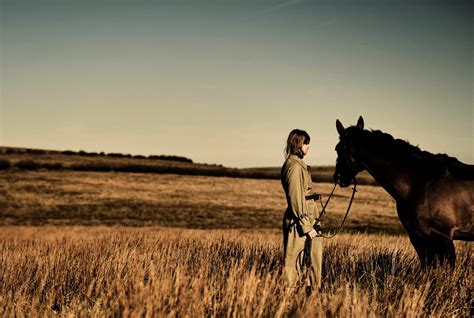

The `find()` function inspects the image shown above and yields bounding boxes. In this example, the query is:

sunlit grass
[0,227,471,316]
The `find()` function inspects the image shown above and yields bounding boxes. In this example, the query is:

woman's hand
[307,229,318,239]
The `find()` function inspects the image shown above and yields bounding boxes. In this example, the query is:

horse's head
[334,116,366,187]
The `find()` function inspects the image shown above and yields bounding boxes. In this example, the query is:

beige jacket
[281,155,318,234]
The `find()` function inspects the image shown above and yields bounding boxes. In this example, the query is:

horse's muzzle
[334,171,352,188]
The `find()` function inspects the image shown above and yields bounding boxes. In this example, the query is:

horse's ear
[356,116,364,130]
[336,119,345,136]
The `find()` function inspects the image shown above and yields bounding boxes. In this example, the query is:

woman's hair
[285,129,310,159]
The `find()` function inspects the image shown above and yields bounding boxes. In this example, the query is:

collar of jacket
[288,154,308,170]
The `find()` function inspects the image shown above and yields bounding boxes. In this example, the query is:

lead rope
[302,235,313,295]
[299,178,358,292]
[317,177,357,239]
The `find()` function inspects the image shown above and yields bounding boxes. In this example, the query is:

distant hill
[0,146,377,184]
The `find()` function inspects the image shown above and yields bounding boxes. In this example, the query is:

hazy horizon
[1,0,472,168]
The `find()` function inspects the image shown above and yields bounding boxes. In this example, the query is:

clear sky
[1,0,472,168]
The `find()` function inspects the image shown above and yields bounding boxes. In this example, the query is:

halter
[322,138,359,238]
[337,140,360,179]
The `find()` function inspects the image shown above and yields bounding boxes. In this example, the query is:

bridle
[335,139,360,184]
[316,138,359,238]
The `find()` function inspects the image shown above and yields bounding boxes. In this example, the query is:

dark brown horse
[334,116,474,267]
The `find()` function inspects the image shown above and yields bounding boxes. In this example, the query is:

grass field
[0,227,472,316]
[1,169,471,316]
[0,170,399,233]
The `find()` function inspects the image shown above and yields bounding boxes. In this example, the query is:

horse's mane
[358,128,474,180]
[364,129,451,161]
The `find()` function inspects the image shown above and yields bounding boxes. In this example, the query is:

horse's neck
[358,146,421,202]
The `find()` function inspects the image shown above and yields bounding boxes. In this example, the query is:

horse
[333,116,474,268]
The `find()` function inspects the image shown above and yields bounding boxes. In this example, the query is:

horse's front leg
[407,230,456,268]
[397,205,431,268]
[406,230,430,269]
[398,205,456,268]
[427,232,456,268]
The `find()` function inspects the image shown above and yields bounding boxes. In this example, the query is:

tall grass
[0,227,471,316]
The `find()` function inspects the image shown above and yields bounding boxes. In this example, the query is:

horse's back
[446,159,474,181]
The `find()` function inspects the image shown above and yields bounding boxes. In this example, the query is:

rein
[316,177,357,238]
[300,177,358,291]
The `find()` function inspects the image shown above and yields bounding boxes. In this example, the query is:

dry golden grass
[1,170,400,232]
[0,226,471,316]
[2,170,470,316]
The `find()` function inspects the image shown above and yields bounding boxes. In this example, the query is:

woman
[281,129,322,292]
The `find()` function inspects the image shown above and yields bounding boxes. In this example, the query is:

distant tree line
[0,147,193,163]
[3,148,47,155]
[0,158,274,179]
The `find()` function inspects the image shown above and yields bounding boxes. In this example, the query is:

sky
[1,0,472,168]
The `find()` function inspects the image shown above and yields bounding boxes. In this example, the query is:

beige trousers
[283,218,323,289]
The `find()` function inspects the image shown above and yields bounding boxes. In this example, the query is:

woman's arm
[286,164,313,234]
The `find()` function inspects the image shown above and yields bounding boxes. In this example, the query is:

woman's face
[302,143,310,156]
